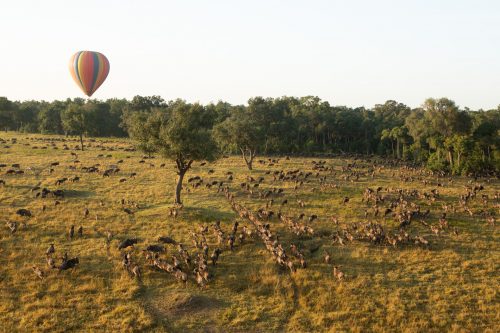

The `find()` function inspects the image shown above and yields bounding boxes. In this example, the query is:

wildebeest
[16,209,32,217]
[59,257,79,270]
[55,178,68,185]
[52,189,64,198]
[158,236,177,245]
[118,238,138,250]
[123,208,134,215]
[46,244,55,256]
[211,248,222,265]
[145,244,165,253]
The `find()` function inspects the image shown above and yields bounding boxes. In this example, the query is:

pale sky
[1,0,499,109]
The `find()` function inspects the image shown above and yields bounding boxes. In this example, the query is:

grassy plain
[0,132,498,332]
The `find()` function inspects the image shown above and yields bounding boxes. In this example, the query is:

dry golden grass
[0,132,498,332]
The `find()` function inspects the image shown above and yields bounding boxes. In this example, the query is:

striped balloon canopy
[69,51,110,97]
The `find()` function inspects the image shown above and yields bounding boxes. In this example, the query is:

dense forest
[0,95,498,175]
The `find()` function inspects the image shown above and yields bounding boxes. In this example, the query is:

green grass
[0,132,498,332]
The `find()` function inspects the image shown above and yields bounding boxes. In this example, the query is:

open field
[0,132,498,333]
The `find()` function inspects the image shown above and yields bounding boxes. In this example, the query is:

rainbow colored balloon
[69,51,110,97]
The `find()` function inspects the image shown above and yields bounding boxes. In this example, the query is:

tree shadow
[62,189,94,198]
[183,206,236,222]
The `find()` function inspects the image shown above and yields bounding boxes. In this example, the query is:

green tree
[390,126,410,159]
[205,101,233,125]
[471,109,500,163]
[61,102,91,150]
[444,135,473,173]
[380,129,394,156]
[122,109,160,157]
[127,101,219,204]
[16,101,41,132]
[422,98,471,139]
[38,101,65,134]
[129,95,166,111]
[214,106,263,170]
[0,97,16,131]
[106,98,129,137]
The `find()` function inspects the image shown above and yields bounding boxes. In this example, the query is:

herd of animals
[0,135,498,290]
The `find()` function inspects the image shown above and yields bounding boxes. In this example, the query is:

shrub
[426,152,449,172]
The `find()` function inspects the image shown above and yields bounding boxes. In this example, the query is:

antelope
[323,250,331,264]
[333,266,344,281]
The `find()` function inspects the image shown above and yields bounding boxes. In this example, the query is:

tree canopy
[1,95,499,176]
[126,101,219,204]
[214,105,265,170]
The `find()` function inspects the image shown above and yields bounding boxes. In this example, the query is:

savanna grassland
[0,132,498,333]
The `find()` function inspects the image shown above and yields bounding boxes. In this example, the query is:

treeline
[0,95,499,175]
[0,97,128,137]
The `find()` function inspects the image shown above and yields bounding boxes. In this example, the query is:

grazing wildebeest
[59,257,79,270]
[119,238,138,250]
[16,209,32,217]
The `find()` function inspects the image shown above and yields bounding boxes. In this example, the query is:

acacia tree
[127,101,218,204]
[213,107,264,170]
[122,110,159,157]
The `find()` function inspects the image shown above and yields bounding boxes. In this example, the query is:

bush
[461,147,496,176]
[407,144,428,163]
[426,152,449,172]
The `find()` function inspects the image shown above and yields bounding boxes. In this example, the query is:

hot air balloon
[69,51,110,97]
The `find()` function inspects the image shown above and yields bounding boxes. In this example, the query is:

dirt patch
[144,290,223,318]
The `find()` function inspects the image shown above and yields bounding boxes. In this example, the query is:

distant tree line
[1,95,498,176]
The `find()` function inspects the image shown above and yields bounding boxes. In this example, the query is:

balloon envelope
[69,51,110,97]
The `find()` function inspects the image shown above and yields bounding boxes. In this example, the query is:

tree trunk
[174,159,193,205]
[241,147,255,170]
[396,138,401,159]
[365,129,369,155]
[249,149,256,169]
[175,168,186,205]
[79,134,84,151]
[245,158,253,170]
